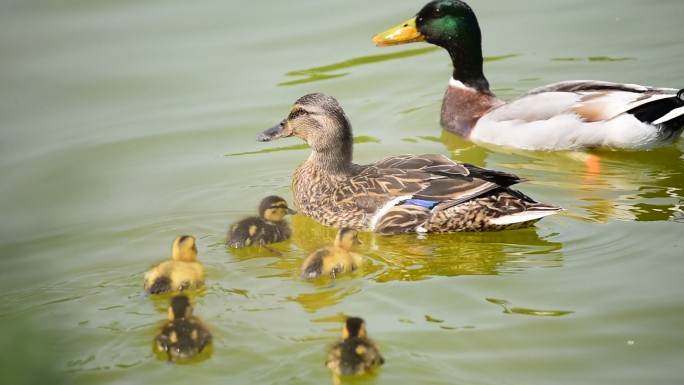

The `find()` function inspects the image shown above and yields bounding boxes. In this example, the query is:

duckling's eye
[431,8,443,17]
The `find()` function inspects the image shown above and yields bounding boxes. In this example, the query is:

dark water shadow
[224,213,560,312]
[289,215,563,285]
[366,228,563,283]
[486,297,574,317]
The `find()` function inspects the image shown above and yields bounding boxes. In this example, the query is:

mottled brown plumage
[256,93,560,234]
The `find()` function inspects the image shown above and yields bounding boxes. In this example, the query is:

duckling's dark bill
[256,120,288,142]
[371,17,425,46]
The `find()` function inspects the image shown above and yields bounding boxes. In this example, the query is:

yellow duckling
[154,295,212,362]
[144,235,204,295]
[326,317,384,377]
[226,195,296,248]
[301,228,362,279]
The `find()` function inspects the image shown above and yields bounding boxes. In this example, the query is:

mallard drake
[301,228,363,279]
[255,93,560,234]
[154,295,212,362]
[371,0,684,150]
[144,235,204,295]
[326,317,384,377]
[226,195,296,248]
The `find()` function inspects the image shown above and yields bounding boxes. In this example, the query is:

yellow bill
[371,17,425,47]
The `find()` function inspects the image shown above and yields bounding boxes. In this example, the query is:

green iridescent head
[372,0,487,89]
[415,0,481,50]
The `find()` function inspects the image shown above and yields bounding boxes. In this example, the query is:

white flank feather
[370,195,412,231]
[473,91,676,150]
[489,210,558,226]
[653,105,684,125]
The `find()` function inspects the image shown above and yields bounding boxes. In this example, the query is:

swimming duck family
[256,93,560,234]
[144,235,204,295]
[372,0,684,150]
[154,295,212,362]
[301,228,363,279]
[326,317,384,377]
[226,195,295,248]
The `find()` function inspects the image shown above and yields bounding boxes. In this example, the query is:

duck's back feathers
[335,153,554,233]
[525,80,671,97]
[469,81,684,150]
[371,153,468,174]
[460,162,527,187]
[526,80,682,123]
[361,154,499,202]
[424,187,560,232]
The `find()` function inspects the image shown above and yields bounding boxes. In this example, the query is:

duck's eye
[432,8,443,17]
[288,109,307,120]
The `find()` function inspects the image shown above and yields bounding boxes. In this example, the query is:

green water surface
[1,0,683,384]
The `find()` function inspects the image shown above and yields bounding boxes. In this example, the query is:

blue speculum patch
[401,198,439,209]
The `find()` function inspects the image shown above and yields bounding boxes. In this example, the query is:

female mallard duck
[256,93,560,235]
[144,235,204,295]
[326,317,384,377]
[226,195,296,248]
[301,228,363,279]
[371,0,684,150]
[154,295,212,362]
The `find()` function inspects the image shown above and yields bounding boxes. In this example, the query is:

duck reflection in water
[153,295,212,363]
[290,214,563,282]
[440,133,684,224]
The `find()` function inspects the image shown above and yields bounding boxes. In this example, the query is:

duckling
[256,93,560,234]
[372,0,684,150]
[154,295,212,362]
[226,195,296,248]
[301,228,362,279]
[144,235,204,295]
[326,317,384,377]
